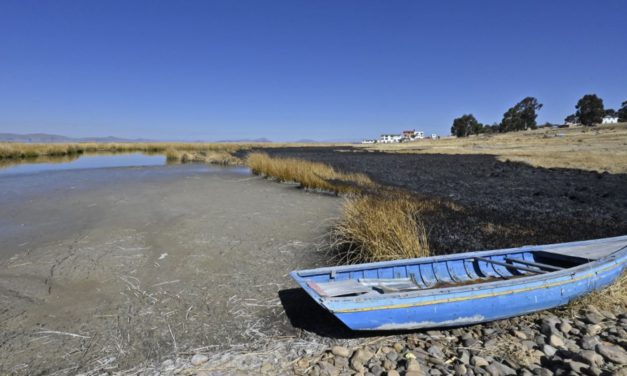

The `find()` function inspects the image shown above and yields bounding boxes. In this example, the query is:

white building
[402,130,425,141]
[379,134,402,143]
[602,115,619,124]
[361,139,376,144]
[431,133,438,140]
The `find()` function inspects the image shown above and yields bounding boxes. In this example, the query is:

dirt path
[0,164,341,375]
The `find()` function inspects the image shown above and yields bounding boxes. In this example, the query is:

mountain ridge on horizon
[0,132,359,144]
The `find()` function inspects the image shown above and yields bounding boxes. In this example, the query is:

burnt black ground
[242,147,627,254]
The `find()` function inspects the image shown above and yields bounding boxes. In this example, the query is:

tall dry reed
[246,152,373,193]
[331,193,430,263]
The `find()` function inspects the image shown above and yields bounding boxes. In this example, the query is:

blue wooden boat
[291,236,627,330]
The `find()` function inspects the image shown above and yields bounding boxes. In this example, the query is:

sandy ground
[0,164,341,375]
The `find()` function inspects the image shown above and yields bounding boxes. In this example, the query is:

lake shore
[0,164,341,375]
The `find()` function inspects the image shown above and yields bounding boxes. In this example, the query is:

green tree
[575,94,604,126]
[604,108,617,117]
[451,114,481,137]
[499,97,543,132]
[618,101,627,122]
[564,114,578,124]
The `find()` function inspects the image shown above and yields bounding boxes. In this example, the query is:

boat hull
[332,258,624,330]
[291,236,627,331]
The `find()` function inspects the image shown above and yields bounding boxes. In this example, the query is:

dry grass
[0,142,248,160]
[331,193,430,263]
[564,272,627,314]
[165,148,242,166]
[246,152,374,193]
[245,152,428,262]
[362,123,627,174]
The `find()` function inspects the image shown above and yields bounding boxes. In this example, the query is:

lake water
[0,153,167,176]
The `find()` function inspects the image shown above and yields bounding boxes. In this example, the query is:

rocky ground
[296,305,627,376]
[131,304,626,376]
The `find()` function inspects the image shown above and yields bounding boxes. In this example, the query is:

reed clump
[331,193,430,263]
[165,148,241,165]
[246,152,373,193]
[0,142,249,161]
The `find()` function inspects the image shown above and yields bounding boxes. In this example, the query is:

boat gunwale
[291,236,627,309]
[294,235,627,278]
[323,254,626,313]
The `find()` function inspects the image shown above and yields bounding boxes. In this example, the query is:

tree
[575,94,604,126]
[618,101,627,122]
[564,114,579,124]
[499,97,543,132]
[451,114,481,137]
[604,108,617,117]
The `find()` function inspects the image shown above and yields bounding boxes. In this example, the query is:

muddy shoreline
[0,164,341,375]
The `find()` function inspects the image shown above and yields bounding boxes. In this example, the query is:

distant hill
[0,133,152,143]
[214,138,273,143]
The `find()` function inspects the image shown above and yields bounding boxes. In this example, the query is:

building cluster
[361,129,437,144]
[566,115,619,127]
[602,115,619,124]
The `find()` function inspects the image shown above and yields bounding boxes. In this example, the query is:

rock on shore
[294,305,626,376]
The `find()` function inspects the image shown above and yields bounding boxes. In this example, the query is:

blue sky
[1,1,625,141]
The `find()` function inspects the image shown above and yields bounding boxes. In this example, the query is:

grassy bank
[0,142,248,161]
[246,152,374,193]
[363,123,627,174]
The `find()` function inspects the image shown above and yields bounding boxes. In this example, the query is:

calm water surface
[0,153,167,176]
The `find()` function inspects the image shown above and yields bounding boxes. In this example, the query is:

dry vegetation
[246,152,374,193]
[0,142,247,160]
[331,193,430,263]
[164,148,242,165]
[361,123,627,174]
[246,152,431,262]
[564,272,627,314]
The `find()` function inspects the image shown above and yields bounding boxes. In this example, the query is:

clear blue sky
[1,1,625,141]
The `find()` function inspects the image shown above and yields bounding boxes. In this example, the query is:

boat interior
[303,250,594,298]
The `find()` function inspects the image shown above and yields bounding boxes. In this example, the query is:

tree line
[451,95,627,137]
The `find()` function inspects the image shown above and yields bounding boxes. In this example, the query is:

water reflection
[0,153,167,176]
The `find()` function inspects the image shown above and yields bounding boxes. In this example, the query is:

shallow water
[0,153,167,176]
[0,160,338,374]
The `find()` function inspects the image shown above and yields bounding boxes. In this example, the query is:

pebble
[471,356,489,367]
[191,354,209,366]
[427,345,444,359]
[587,324,603,336]
[486,361,516,375]
[542,344,557,357]
[580,335,600,350]
[559,322,572,334]
[585,312,605,325]
[596,343,627,364]
[548,334,565,348]
[407,359,421,370]
[386,350,398,362]
[386,371,400,376]
[513,330,528,339]
[393,342,404,352]
[454,363,467,375]
[331,346,351,358]
[578,349,604,366]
